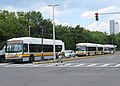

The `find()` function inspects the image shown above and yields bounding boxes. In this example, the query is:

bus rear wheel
[29,54,34,63]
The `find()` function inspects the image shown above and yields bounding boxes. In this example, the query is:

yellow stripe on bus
[18,52,54,57]
[6,52,54,59]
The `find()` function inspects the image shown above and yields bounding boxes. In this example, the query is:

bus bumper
[5,58,23,62]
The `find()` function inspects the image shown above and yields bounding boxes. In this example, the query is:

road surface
[0,52,120,86]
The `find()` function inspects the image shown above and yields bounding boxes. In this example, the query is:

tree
[0,10,120,50]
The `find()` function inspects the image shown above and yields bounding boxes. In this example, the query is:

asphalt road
[0,52,120,86]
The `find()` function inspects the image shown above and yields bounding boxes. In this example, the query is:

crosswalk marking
[87,63,98,67]
[0,63,9,66]
[29,64,40,67]
[43,63,56,67]
[14,64,34,67]
[4,64,20,67]
[114,64,120,67]
[63,63,72,66]
[101,64,110,67]
[1,63,120,68]
[74,64,85,67]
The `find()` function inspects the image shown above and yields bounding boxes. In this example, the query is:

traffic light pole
[95,12,120,21]
[100,12,120,15]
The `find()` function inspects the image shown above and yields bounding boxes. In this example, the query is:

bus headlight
[18,55,22,58]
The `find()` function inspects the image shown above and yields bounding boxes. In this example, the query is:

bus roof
[7,37,64,45]
[103,44,115,48]
[76,43,115,48]
[76,43,97,47]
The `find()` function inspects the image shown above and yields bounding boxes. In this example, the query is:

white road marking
[0,63,9,66]
[1,63,120,68]
[29,64,51,67]
[14,64,33,67]
[87,63,98,67]
[63,63,72,66]
[101,64,110,67]
[114,64,120,67]
[29,64,41,67]
[43,63,56,67]
[4,64,20,67]
[74,64,85,67]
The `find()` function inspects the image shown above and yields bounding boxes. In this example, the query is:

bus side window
[56,45,62,52]
[23,44,28,52]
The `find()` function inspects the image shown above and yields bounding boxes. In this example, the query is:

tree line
[0,10,120,50]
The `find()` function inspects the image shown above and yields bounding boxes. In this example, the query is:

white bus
[76,43,97,56]
[103,44,115,54]
[5,37,65,62]
[76,43,115,56]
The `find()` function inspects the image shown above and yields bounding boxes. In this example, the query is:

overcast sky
[1,0,120,34]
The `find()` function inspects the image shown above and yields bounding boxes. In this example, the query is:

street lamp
[48,4,59,60]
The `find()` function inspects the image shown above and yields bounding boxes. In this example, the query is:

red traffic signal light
[95,13,99,21]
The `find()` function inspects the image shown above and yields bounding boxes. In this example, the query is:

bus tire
[0,55,5,62]
[29,54,34,63]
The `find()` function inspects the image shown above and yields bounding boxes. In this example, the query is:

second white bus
[76,43,115,56]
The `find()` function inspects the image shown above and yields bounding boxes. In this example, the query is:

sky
[0,0,120,34]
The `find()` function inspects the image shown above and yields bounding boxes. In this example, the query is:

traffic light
[38,26,42,34]
[38,26,47,35]
[95,13,99,21]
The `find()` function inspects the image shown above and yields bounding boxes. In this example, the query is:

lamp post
[40,25,44,61]
[48,4,59,60]
[29,26,31,37]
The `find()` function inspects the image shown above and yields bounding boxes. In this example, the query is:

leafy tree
[0,10,120,50]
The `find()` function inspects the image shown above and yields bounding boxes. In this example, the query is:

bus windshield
[7,43,23,53]
[76,46,86,51]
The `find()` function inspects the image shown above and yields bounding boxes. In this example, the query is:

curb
[33,55,98,64]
